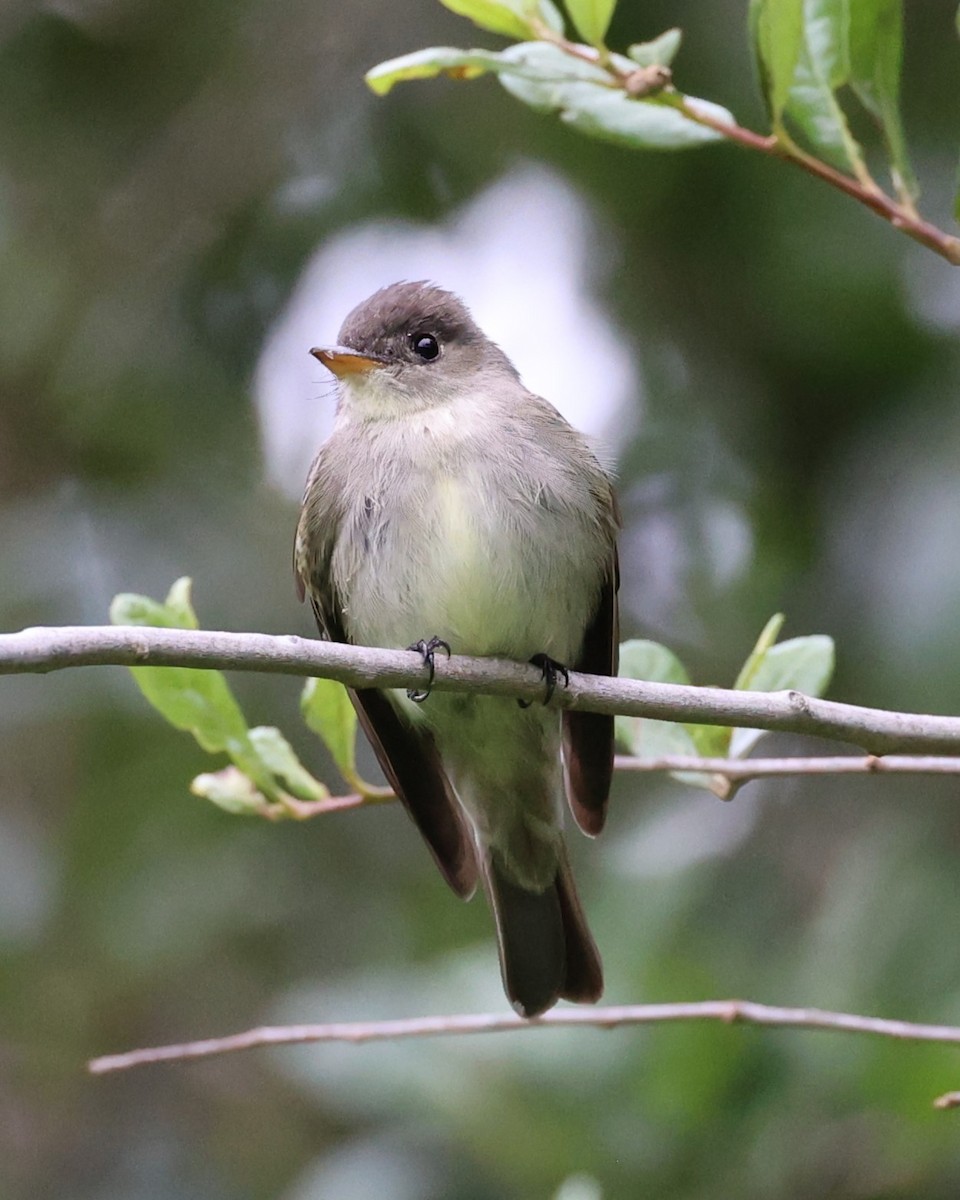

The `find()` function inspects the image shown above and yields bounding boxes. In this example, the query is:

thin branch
[674,98,960,266]
[536,28,960,267]
[268,756,960,822]
[258,792,372,820]
[7,624,960,754]
[87,998,960,1079]
[614,753,960,780]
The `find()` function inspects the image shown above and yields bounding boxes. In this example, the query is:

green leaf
[110,575,200,631]
[616,640,719,793]
[729,634,835,758]
[744,633,835,696]
[496,44,732,149]
[564,0,617,48]
[365,46,513,96]
[501,39,614,81]
[848,0,917,200]
[619,638,691,687]
[191,766,270,816]
[110,579,281,799]
[558,90,731,149]
[163,575,199,629]
[615,638,690,762]
[685,721,732,759]
[749,0,805,122]
[438,0,563,40]
[785,0,868,176]
[733,612,786,691]
[367,39,730,152]
[301,677,358,786]
[249,727,329,803]
[627,27,682,68]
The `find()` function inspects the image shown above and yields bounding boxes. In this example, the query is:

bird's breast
[336,467,597,662]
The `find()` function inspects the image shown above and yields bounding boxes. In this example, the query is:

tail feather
[485,849,603,1018]
[555,854,603,1003]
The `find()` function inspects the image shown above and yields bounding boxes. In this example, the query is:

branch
[87,999,960,1086]
[614,754,960,780]
[536,30,960,267]
[673,99,960,266]
[6,624,960,754]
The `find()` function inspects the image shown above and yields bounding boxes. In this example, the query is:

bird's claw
[518,653,570,708]
[407,636,451,702]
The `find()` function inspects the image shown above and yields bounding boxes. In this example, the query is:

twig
[7,625,960,754]
[269,756,960,822]
[536,28,960,266]
[614,754,960,779]
[87,998,960,1079]
[258,792,372,820]
[672,98,960,266]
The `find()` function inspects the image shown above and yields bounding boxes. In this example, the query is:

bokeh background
[3,1,960,1196]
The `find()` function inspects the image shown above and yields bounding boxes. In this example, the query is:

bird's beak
[310,345,387,377]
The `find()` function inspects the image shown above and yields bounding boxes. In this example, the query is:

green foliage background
[1,1,960,1197]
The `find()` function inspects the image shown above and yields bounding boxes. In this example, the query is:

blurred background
[2,1,960,1196]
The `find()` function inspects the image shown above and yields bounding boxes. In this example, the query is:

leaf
[627,28,682,68]
[847,0,917,200]
[749,0,805,122]
[366,46,514,96]
[733,612,786,691]
[616,640,719,793]
[110,579,281,799]
[249,727,329,803]
[685,721,732,760]
[558,90,732,150]
[367,39,731,152]
[301,677,358,786]
[564,0,617,48]
[615,637,690,762]
[729,634,836,758]
[496,44,732,149]
[438,0,563,40]
[366,37,597,98]
[163,575,199,630]
[191,767,271,816]
[785,0,868,176]
[492,39,612,94]
[745,633,835,696]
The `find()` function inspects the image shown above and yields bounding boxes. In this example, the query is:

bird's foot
[406,636,451,702]
[519,653,570,708]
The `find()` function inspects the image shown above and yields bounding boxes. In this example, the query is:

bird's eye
[412,333,440,361]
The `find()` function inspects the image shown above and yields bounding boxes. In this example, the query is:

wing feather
[295,491,478,898]
[563,547,620,836]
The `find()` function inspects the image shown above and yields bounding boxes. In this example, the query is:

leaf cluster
[365,0,960,255]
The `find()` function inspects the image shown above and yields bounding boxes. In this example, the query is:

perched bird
[295,281,620,1017]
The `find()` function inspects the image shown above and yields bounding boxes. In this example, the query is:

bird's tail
[484,847,603,1018]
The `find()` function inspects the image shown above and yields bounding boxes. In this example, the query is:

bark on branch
[87,999,960,1085]
[4,624,960,754]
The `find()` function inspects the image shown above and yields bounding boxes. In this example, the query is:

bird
[294,280,620,1017]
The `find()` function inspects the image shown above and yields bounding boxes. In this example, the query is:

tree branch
[6,624,960,754]
[614,754,960,780]
[671,99,960,265]
[535,29,960,267]
[87,999,960,1087]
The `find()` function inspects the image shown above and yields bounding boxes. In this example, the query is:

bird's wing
[562,545,620,837]
[294,490,478,899]
[349,687,478,897]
